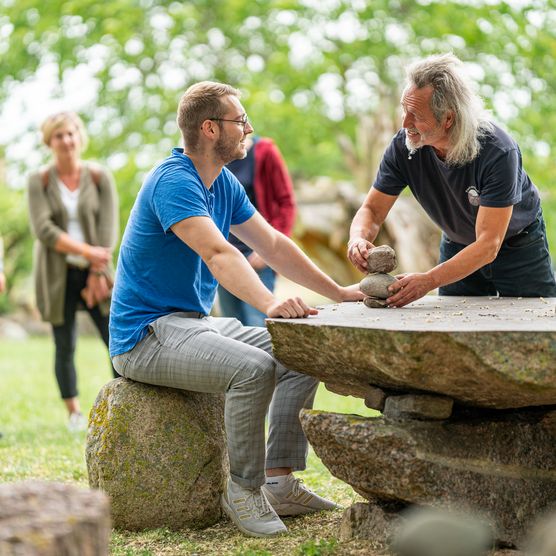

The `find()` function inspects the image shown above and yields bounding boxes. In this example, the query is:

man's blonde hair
[176,81,240,151]
[41,111,89,150]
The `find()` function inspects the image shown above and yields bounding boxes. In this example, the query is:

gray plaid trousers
[112,313,318,488]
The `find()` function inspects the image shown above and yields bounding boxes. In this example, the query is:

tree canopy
[1,0,555,305]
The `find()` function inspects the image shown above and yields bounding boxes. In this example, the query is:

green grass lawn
[0,336,379,555]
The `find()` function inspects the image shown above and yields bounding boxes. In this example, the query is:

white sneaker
[67,412,86,432]
[262,474,341,516]
[221,479,287,537]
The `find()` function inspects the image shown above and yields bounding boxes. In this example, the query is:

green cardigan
[27,163,119,325]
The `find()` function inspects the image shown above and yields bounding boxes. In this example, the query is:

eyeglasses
[209,116,250,130]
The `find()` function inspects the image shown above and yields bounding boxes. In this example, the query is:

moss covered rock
[86,378,227,531]
[267,297,556,409]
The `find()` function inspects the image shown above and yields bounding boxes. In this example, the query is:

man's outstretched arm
[348,188,398,273]
[386,205,513,307]
[232,213,364,304]
[172,216,361,319]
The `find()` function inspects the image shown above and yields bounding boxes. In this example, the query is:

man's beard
[405,137,419,159]
[405,129,425,156]
[215,135,246,165]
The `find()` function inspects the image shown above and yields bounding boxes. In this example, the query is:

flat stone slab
[300,408,556,547]
[267,296,556,409]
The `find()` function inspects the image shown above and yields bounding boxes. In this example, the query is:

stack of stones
[359,245,398,308]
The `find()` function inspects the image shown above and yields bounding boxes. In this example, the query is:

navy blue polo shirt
[374,124,540,245]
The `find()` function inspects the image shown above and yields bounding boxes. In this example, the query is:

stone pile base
[301,407,556,548]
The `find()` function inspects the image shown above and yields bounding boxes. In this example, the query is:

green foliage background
[1,0,555,308]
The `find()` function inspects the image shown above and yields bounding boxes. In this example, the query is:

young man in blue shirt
[348,53,556,305]
[110,81,363,537]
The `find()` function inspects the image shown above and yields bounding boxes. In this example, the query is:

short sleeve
[151,167,211,232]
[372,135,407,196]
[478,148,521,208]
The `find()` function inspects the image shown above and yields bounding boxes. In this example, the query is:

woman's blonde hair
[41,111,89,150]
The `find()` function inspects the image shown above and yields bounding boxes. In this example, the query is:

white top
[57,180,89,268]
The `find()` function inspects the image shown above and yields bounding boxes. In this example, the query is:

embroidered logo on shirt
[466,186,480,206]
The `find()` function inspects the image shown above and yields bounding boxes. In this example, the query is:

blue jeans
[217,267,276,327]
[439,211,556,297]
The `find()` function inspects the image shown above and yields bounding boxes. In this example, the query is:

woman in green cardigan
[28,112,119,431]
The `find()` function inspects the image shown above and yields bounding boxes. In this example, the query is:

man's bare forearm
[207,247,276,314]
[259,234,343,301]
[427,238,499,289]
[349,206,381,244]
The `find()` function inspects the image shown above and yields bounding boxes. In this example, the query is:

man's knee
[230,351,276,392]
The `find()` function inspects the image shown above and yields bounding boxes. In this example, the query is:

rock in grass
[390,506,494,556]
[360,273,398,299]
[339,500,403,545]
[367,245,397,274]
[0,481,110,555]
[86,378,227,531]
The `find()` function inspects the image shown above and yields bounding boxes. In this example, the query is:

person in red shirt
[218,136,296,326]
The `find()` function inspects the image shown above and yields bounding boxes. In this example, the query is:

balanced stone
[367,245,397,274]
[86,378,227,531]
[300,409,556,547]
[364,297,389,309]
[360,273,398,299]
[0,481,110,555]
[325,382,386,411]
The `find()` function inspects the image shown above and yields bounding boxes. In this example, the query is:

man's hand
[247,252,267,271]
[337,283,366,302]
[266,297,318,319]
[347,238,375,273]
[386,272,437,308]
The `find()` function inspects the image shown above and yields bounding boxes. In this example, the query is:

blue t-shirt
[109,148,256,356]
[374,124,540,245]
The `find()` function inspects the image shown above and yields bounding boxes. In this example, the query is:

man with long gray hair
[348,53,556,305]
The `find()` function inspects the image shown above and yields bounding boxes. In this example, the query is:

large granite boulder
[300,409,556,547]
[86,378,227,531]
[0,481,110,555]
[267,296,556,409]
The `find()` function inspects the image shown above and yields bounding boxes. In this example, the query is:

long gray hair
[406,53,493,166]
